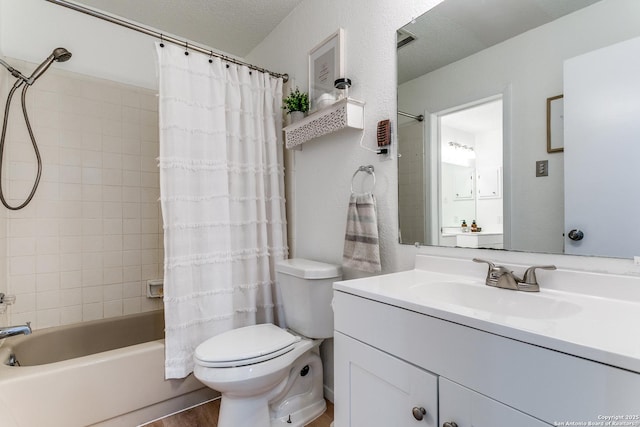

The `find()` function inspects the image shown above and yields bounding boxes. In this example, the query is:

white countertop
[442,231,503,236]
[334,255,640,374]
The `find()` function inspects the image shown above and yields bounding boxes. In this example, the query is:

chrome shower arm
[0,58,29,83]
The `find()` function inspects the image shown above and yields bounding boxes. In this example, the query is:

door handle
[568,229,584,241]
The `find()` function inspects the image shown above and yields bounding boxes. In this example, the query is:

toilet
[193,258,342,427]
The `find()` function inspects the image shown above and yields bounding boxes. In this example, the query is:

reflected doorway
[436,98,504,249]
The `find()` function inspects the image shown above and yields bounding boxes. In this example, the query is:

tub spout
[0,321,31,338]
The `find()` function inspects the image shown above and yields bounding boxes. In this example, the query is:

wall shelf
[284,98,364,149]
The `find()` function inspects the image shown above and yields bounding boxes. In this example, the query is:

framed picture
[547,94,564,153]
[309,28,344,112]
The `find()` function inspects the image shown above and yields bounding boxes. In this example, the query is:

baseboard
[323,384,334,403]
[95,387,219,427]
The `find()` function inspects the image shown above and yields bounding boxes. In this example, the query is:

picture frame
[546,94,564,153]
[309,28,344,112]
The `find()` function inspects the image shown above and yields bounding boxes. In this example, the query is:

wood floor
[143,398,333,427]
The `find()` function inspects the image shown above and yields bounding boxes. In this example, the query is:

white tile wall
[2,59,163,329]
[0,67,7,328]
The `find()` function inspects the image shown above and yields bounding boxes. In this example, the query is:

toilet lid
[194,324,300,368]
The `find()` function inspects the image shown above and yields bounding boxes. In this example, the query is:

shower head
[52,47,72,63]
[26,47,72,85]
[1,48,72,86]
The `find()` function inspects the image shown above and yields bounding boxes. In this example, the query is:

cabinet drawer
[334,291,640,424]
[334,332,438,427]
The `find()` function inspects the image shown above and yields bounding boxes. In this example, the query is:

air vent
[397,28,417,49]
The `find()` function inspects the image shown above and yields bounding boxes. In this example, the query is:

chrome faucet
[0,322,32,339]
[473,259,556,292]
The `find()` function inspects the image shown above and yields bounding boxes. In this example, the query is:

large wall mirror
[397,0,640,259]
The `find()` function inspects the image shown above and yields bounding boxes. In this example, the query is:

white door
[334,332,438,427]
[564,36,640,257]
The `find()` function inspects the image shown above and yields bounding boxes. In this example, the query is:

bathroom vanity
[333,255,640,427]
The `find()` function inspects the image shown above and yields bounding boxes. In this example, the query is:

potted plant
[282,87,309,123]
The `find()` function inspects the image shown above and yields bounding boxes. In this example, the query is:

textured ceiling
[72,0,304,57]
[398,0,602,84]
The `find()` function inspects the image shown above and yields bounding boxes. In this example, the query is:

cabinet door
[453,167,474,200]
[439,377,550,427]
[334,332,438,427]
[476,167,501,199]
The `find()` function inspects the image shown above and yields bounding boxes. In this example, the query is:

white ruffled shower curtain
[156,43,288,379]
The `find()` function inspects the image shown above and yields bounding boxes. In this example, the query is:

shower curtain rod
[44,0,289,82]
[398,111,425,122]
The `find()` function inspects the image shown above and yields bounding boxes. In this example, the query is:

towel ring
[351,165,376,194]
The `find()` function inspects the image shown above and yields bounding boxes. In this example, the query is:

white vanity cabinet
[334,325,544,427]
[333,286,640,427]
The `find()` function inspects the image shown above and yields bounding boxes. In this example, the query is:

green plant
[282,87,309,114]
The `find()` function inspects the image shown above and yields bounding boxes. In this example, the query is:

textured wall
[247,0,444,276]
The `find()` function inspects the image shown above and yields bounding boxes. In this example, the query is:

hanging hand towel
[343,193,382,273]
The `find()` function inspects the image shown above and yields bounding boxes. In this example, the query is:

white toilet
[193,258,341,427]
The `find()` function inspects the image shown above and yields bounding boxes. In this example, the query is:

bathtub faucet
[0,322,32,339]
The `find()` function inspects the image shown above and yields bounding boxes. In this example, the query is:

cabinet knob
[412,406,427,420]
[443,422,458,427]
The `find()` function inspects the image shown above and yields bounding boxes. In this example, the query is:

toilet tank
[276,258,342,339]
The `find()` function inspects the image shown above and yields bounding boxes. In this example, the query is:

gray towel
[342,193,381,273]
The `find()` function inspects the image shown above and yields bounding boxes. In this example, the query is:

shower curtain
[156,44,288,379]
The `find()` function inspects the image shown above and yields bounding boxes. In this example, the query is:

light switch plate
[536,160,549,177]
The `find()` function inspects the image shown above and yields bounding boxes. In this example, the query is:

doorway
[436,98,504,249]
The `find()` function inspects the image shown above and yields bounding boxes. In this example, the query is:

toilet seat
[194,324,301,368]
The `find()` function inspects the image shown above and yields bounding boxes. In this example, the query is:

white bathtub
[0,311,217,427]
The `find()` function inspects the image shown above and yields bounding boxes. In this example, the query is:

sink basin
[407,280,582,319]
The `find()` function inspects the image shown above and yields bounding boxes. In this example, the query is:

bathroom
[1,0,639,426]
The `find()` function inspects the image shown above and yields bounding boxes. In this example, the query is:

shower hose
[0,78,42,210]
